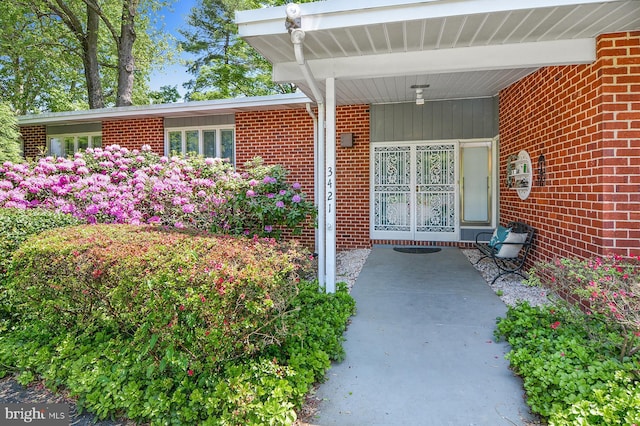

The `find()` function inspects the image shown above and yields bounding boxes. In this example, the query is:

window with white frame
[165,127,235,166]
[48,133,103,157]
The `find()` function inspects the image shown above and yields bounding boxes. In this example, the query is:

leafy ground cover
[0,223,355,425]
[496,254,640,425]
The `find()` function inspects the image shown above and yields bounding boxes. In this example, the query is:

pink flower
[276,201,285,208]
[292,182,301,190]
[550,321,561,329]
[187,369,194,376]
[292,194,301,203]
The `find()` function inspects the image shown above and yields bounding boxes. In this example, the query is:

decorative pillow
[488,225,510,248]
[496,232,528,258]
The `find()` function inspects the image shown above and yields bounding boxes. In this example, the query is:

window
[166,127,235,165]
[48,133,102,157]
[460,141,492,226]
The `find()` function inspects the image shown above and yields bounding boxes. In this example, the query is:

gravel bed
[336,248,370,291]
[461,249,551,307]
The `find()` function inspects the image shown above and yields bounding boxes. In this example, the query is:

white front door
[371,141,459,241]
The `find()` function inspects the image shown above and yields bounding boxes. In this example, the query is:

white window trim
[164,125,235,164]
[47,132,102,157]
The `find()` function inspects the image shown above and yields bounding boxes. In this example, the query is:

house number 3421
[326,166,334,213]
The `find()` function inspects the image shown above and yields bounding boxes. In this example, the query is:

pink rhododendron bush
[0,145,315,238]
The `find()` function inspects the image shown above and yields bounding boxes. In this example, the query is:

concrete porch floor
[311,246,535,426]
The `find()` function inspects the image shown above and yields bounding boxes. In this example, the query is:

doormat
[393,247,442,254]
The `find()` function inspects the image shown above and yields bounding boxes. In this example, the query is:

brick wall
[236,105,371,250]
[336,105,371,249]
[19,125,46,159]
[102,118,164,153]
[499,31,640,264]
[235,108,316,247]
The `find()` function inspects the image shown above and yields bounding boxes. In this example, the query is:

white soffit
[236,0,640,104]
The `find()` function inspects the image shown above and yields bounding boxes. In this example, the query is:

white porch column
[325,77,336,293]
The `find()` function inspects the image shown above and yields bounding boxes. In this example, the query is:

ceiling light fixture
[411,84,429,106]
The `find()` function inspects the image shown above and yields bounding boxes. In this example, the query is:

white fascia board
[18,93,312,126]
[237,0,620,37]
[273,38,596,82]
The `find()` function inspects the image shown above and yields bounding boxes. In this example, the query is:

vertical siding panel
[384,104,395,141]
[424,101,434,140]
[402,103,413,140]
[412,103,422,140]
[371,105,386,142]
[370,97,497,141]
[393,104,404,140]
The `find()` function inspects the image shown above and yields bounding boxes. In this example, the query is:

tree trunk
[84,5,104,109]
[116,0,138,107]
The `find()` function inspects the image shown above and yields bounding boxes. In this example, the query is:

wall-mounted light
[285,3,302,32]
[340,133,354,148]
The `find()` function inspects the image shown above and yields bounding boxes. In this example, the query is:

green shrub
[0,208,81,277]
[0,208,81,321]
[495,302,640,424]
[527,254,640,360]
[9,224,311,368]
[0,279,355,424]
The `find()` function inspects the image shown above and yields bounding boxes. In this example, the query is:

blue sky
[148,0,198,98]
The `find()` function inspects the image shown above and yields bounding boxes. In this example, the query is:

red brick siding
[102,118,164,153]
[235,108,316,247]
[235,105,371,250]
[336,105,371,249]
[499,31,640,265]
[19,125,46,159]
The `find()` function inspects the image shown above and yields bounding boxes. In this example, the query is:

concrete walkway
[312,247,535,426]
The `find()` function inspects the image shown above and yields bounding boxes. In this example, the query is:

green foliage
[148,85,181,104]
[180,0,302,100]
[221,158,316,238]
[0,208,81,277]
[0,103,21,163]
[527,254,640,359]
[0,0,173,111]
[0,224,355,424]
[0,208,81,321]
[10,224,310,365]
[495,302,640,424]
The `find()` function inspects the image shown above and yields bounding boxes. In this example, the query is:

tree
[149,85,181,104]
[0,2,86,114]
[180,0,302,100]
[0,103,23,163]
[0,0,173,112]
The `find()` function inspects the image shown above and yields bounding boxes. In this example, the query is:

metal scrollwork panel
[415,144,457,234]
[373,146,411,232]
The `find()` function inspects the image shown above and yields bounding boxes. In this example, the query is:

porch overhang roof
[17,93,312,126]
[236,0,640,104]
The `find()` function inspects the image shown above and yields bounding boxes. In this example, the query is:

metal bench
[474,221,535,284]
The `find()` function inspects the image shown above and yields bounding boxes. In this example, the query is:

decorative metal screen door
[371,145,412,240]
[371,142,459,241]
[415,143,459,241]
